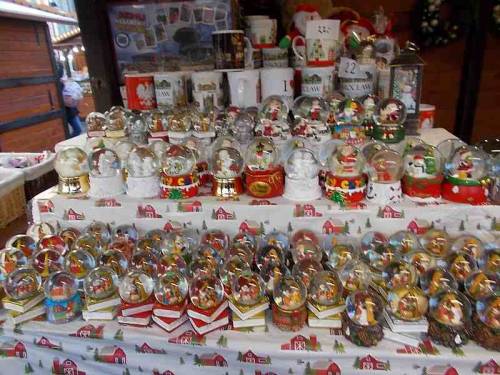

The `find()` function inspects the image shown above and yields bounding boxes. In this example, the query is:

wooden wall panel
[0,118,66,152]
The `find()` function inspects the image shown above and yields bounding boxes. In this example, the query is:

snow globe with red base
[403,144,444,201]
[152,271,189,332]
[212,147,245,198]
[473,295,499,350]
[372,98,406,144]
[118,270,155,325]
[229,270,268,329]
[325,144,366,205]
[442,145,490,205]
[126,146,160,198]
[244,137,284,198]
[272,275,308,331]
[366,149,404,205]
[160,144,199,199]
[283,147,322,201]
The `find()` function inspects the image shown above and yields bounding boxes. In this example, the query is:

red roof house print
[178,201,202,212]
[35,336,62,351]
[407,219,430,235]
[239,350,270,364]
[137,204,162,218]
[239,220,260,235]
[280,335,319,351]
[358,355,389,371]
[425,365,459,375]
[322,219,344,234]
[212,207,235,220]
[478,360,500,374]
[65,208,85,220]
[168,330,206,346]
[152,371,175,375]
[311,360,342,375]
[396,339,438,355]
[0,340,27,358]
[378,205,403,219]
[294,204,322,217]
[52,358,86,375]
[96,345,126,364]
[199,353,228,367]
[69,324,104,339]
[37,200,54,213]
[95,198,122,207]
[163,221,183,232]
[135,342,166,354]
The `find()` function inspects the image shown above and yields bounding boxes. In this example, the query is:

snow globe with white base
[126,146,160,198]
[87,148,125,198]
[283,147,322,201]
[366,148,404,204]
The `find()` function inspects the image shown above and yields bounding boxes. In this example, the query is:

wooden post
[74,0,122,112]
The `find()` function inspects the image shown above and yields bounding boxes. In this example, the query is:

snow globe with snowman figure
[283,147,322,201]
[87,148,125,198]
[126,146,160,198]
[160,144,199,199]
[366,148,404,204]
[54,147,90,197]
[211,147,245,198]
[373,98,406,144]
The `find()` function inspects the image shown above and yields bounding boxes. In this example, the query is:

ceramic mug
[249,18,277,49]
[191,71,223,109]
[153,72,187,108]
[262,47,289,68]
[260,67,294,107]
[301,66,335,98]
[212,30,253,71]
[227,69,261,108]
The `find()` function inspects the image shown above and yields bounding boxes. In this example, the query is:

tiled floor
[0,215,28,247]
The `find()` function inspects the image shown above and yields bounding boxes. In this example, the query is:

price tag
[338,57,366,79]
[306,19,340,40]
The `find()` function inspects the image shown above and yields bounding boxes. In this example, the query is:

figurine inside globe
[131,251,159,276]
[219,255,250,288]
[476,295,499,331]
[212,147,244,179]
[32,248,63,276]
[465,271,497,301]
[448,252,477,282]
[292,259,324,289]
[264,231,290,252]
[154,271,188,306]
[4,267,41,300]
[259,95,289,123]
[329,144,365,177]
[382,261,417,290]
[388,286,428,321]
[256,244,285,270]
[404,144,443,178]
[146,109,168,133]
[334,98,365,125]
[446,146,489,181]
[160,231,195,256]
[367,149,404,183]
[361,140,388,161]
[159,253,187,275]
[106,106,128,131]
[451,235,485,259]
[420,229,450,258]
[84,266,119,300]
[420,267,458,296]
[388,230,421,254]
[98,250,128,277]
[161,145,196,176]
[340,261,371,293]
[88,148,121,177]
[189,274,224,309]
[405,250,435,275]
[55,147,89,178]
[119,270,154,304]
[273,275,307,311]
[285,148,320,180]
[64,248,96,280]
[328,243,358,269]
[292,96,329,124]
[127,147,159,177]
[429,290,471,327]
[44,271,78,300]
[308,270,343,306]
[245,137,279,171]
[86,112,107,132]
[6,234,36,257]
[168,109,193,134]
[291,239,322,263]
[346,291,383,326]
[373,98,407,125]
[231,270,266,306]
[0,248,28,278]
[212,135,241,152]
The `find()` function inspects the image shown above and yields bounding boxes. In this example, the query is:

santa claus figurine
[279,4,321,49]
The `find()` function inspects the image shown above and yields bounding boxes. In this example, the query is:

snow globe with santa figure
[183,137,210,186]
[331,98,366,146]
[126,146,160,198]
[428,290,472,348]
[366,148,404,204]
[373,98,406,144]
[105,106,128,138]
[188,274,226,311]
[211,147,245,198]
[230,270,269,327]
[244,137,284,198]
[154,270,188,310]
[87,148,125,198]
[442,145,490,205]
[307,270,345,327]
[55,147,90,197]
[255,96,291,146]
[343,290,384,346]
[86,111,107,138]
[283,147,322,201]
[272,275,308,331]
[291,96,330,145]
[325,144,367,205]
[473,295,500,350]
[44,271,81,323]
[160,144,199,199]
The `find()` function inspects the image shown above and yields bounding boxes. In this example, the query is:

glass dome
[361,140,388,162]
[273,275,307,311]
[32,248,63,277]
[429,290,471,327]
[88,148,121,177]
[308,270,343,306]
[114,141,136,169]
[106,106,128,131]
[292,96,329,124]
[292,258,324,289]
[83,266,119,300]
[245,137,279,171]
[328,144,365,177]
[219,255,250,287]
[264,231,290,252]
[86,112,107,132]
[4,267,41,301]
[154,271,188,306]
[59,228,80,249]
[189,274,224,309]
[318,139,341,167]
[212,135,241,153]
[388,286,428,321]
[200,229,229,254]
[131,251,159,277]
[420,229,450,258]
[127,111,148,133]
[159,253,187,275]
[160,231,196,257]
[55,147,89,178]
[464,271,497,301]
[328,243,359,270]
[291,239,322,264]
[436,138,467,161]
[149,140,170,160]
[78,231,106,255]
[168,109,193,133]
[127,146,159,177]
[285,148,320,180]
[146,109,168,133]
[231,270,266,306]
[64,248,96,280]
[476,295,499,330]
[280,137,313,164]
[389,230,422,255]
[118,270,154,304]
[256,244,285,270]
[346,290,383,326]
[420,267,458,296]
[259,95,289,123]
[445,145,489,181]
[451,235,485,259]
[212,147,244,179]
[340,260,371,293]
[382,261,418,289]
[161,144,196,176]
[113,224,139,243]
[38,235,68,256]
[404,144,444,178]
[360,94,379,119]
[260,262,290,294]
[447,251,477,283]
[98,249,129,277]
[233,112,255,145]
[188,255,219,279]
[361,231,388,253]
[479,249,499,275]
[366,149,404,183]
[0,248,28,279]
[334,98,365,125]
[373,98,407,125]
[6,234,36,257]
[44,271,78,300]
[405,250,436,275]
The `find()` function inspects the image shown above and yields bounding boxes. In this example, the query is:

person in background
[57,62,83,137]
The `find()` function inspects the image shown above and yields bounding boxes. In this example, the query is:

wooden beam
[74,0,121,112]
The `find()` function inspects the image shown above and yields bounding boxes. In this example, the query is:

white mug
[153,71,187,108]
[260,67,294,107]
[227,69,261,108]
[340,64,375,99]
[262,47,289,68]
[301,66,335,98]
[249,19,277,49]
[191,71,223,109]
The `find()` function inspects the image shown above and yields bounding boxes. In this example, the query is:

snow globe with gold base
[211,147,245,199]
[55,147,90,197]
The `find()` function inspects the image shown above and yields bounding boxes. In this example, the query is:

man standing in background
[57,62,83,137]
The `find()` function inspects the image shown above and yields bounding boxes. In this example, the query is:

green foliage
[169,189,184,200]
[24,363,34,374]
[114,329,124,341]
[194,354,201,366]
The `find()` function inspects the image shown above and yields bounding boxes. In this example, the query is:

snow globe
[159,231,195,257]
[420,267,458,296]
[361,140,388,162]
[82,221,111,250]
[272,275,308,331]
[200,229,229,255]
[442,145,490,205]
[127,111,148,145]
[260,262,290,295]
[149,140,170,162]
[0,248,28,281]
[54,147,90,196]
[192,108,217,145]
[146,109,168,139]
[292,259,324,289]
[382,261,418,290]
[331,98,366,146]
[403,144,444,200]
[105,106,128,138]
[4,266,42,302]
[86,111,107,138]
[230,270,268,326]
[154,271,188,307]
[387,286,428,328]
[189,253,219,279]
[256,244,285,271]
[126,146,160,198]
[372,98,406,144]
[131,250,159,277]
[183,137,210,185]
[464,271,497,302]
[339,261,371,296]
[160,144,199,199]
[428,290,472,347]
[32,248,63,278]
[6,234,36,257]
[405,250,436,275]
[98,249,129,277]
[233,112,255,147]
[325,144,367,205]
[212,147,245,198]
[360,94,379,136]
[38,235,68,256]
[83,266,119,304]
[283,148,322,201]
[366,148,404,204]
[219,255,251,294]
[63,248,96,288]
[119,269,154,305]
[44,271,81,323]
[291,240,322,264]
[114,140,136,176]
[264,230,290,253]
[420,229,451,259]
[232,232,257,252]
[58,228,80,250]
[327,243,359,270]
[451,235,484,260]
[87,148,124,198]
[388,230,422,255]
[167,109,192,144]
[447,251,477,283]
[244,137,284,198]
[159,253,187,275]
[255,96,291,145]
[473,295,499,350]
[291,96,330,145]
[308,270,345,324]
[343,290,384,346]
[188,274,225,310]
